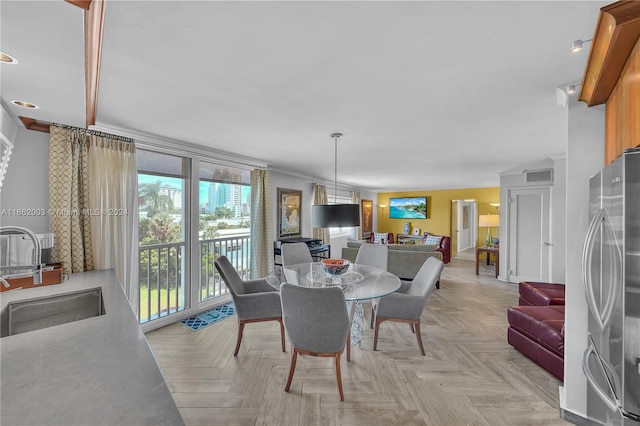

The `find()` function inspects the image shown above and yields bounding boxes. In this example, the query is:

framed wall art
[277,188,302,238]
[361,199,373,239]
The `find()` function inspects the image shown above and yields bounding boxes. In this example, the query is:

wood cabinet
[578,1,640,164]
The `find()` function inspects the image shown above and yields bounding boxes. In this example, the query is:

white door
[507,187,551,283]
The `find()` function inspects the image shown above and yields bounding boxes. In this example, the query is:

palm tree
[139,181,173,218]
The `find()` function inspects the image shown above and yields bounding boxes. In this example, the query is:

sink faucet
[0,226,43,285]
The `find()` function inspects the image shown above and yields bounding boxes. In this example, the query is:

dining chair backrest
[355,243,388,270]
[280,283,350,354]
[408,256,444,298]
[281,242,313,266]
[214,255,245,295]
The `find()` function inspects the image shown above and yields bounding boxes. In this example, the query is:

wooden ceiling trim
[84,0,105,128]
[18,116,51,133]
[579,1,640,106]
[65,0,92,10]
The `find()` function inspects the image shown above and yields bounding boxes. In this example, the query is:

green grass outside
[138,286,221,322]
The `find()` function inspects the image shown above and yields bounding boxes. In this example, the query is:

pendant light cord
[330,132,342,204]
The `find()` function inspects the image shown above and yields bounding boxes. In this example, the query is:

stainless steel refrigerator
[582,148,640,425]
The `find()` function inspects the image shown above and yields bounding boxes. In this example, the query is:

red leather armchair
[422,233,451,264]
[507,281,566,381]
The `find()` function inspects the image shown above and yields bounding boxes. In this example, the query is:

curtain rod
[51,123,135,144]
[90,124,268,169]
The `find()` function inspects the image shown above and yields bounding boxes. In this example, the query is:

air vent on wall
[524,169,553,184]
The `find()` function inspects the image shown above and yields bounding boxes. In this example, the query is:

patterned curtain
[312,184,330,244]
[351,191,361,240]
[250,168,273,278]
[49,126,94,274]
[87,133,139,313]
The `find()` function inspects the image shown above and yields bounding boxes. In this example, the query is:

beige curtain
[351,191,361,240]
[312,184,330,244]
[250,168,273,278]
[49,126,94,274]
[87,134,139,313]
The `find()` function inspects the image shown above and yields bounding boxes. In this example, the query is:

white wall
[1,127,50,233]
[561,98,605,416]
[551,155,566,282]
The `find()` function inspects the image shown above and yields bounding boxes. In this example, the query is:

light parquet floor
[146,250,567,426]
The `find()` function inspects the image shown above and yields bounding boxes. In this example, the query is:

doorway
[451,199,477,258]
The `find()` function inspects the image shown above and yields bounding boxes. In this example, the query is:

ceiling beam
[18,116,51,133]
[65,0,92,10]
[84,0,105,128]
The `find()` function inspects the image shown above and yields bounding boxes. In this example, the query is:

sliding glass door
[137,149,189,324]
[198,161,251,303]
[135,148,256,327]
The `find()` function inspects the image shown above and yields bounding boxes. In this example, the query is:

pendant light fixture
[311,133,360,228]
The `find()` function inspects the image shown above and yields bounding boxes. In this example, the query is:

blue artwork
[389,197,427,219]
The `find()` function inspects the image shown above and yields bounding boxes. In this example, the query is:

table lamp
[478,214,500,247]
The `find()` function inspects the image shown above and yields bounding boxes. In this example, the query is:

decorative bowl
[321,259,351,276]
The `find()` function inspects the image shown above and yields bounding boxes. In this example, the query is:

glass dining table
[267,262,401,360]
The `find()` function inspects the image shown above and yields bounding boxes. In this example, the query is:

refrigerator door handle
[582,342,621,415]
[582,209,605,329]
[599,213,622,331]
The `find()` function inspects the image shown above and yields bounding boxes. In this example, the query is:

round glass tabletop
[267,262,400,301]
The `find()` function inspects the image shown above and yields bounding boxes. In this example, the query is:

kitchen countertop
[0,269,184,426]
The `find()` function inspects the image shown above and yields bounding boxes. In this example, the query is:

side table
[476,246,499,277]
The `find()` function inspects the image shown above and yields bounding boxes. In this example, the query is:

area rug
[180,303,236,331]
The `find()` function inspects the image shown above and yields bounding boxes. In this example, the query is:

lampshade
[312,204,360,227]
[478,214,500,227]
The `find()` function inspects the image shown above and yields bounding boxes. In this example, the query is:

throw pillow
[373,232,388,244]
[424,234,442,246]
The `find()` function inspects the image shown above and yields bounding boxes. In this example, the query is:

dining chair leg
[414,321,426,356]
[335,353,344,401]
[284,348,299,392]
[370,306,375,329]
[278,318,286,352]
[346,331,351,361]
[410,323,415,333]
[373,316,383,351]
[234,321,245,356]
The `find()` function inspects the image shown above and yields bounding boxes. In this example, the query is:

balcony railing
[138,234,251,324]
[138,241,186,324]
[200,234,251,302]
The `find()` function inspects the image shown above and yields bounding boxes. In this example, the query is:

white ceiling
[1,1,607,192]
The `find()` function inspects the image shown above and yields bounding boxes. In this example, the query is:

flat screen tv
[389,197,427,219]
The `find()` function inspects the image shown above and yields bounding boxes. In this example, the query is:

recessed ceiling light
[11,100,39,109]
[0,51,18,64]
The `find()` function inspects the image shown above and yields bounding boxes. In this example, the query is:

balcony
[138,233,251,324]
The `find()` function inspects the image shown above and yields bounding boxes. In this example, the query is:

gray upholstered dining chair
[281,242,313,266]
[214,255,285,356]
[354,243,388,270]
[371,256,444,355]
[280,283,351,401]
[356,243,389,330]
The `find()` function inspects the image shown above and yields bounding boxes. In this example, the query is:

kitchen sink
[1,288,105,337]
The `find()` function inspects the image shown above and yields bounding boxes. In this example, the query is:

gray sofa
[341,241,443,286]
